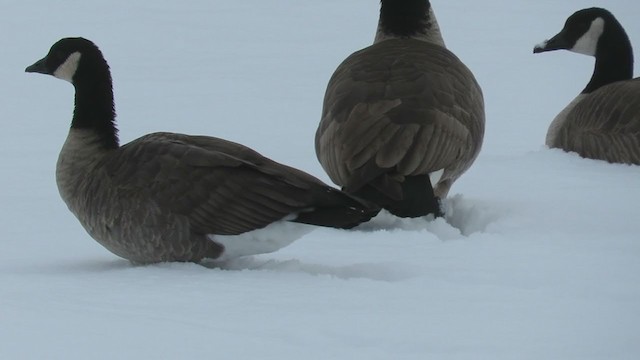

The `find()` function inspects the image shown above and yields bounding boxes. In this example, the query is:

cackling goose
[25,37,379,264]
[315,0,485,218]
[534,7,640,164]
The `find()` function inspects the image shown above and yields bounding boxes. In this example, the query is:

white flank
[210,220,315,261]
[571,17,605,56]
[53,52,82,82]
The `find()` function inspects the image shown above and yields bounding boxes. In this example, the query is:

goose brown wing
[557,79,640,164]
[105,133,332,235]
[316,39,484,191]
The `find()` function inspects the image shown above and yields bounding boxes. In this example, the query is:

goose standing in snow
[25,37,379,264]
[315,0,485,218]
[534,7,640,164]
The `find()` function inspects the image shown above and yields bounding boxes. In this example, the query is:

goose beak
[25,57,49,74]
[533,32,569,54]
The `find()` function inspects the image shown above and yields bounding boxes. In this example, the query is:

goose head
[25,37,117,148]
[533,8,628,57]
[533,8,633,94]
[25,37,109,86]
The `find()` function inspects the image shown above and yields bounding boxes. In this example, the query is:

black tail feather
[293,189,380,229]
[351,174,442,218]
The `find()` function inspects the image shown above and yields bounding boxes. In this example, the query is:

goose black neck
[583,20,634,94]
[379,0,430,37]
[71,54,119,149]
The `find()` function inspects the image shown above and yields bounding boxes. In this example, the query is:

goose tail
[293,189,380,229]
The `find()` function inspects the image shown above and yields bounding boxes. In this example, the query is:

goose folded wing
[106,134,320,235]
[562,80,640,163]
[318,41,482,191]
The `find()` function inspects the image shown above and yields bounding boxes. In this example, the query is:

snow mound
[354,194,506,239]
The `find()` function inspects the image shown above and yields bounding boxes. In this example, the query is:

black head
[533,8,623,56]
[26,37,118,148]
[25,37,106,84]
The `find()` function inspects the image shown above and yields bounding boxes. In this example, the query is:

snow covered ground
[1,1,639,359]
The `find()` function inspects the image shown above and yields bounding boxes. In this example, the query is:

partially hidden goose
[315,0,485,218]
[25,37,379,264]
[534,7,640,165]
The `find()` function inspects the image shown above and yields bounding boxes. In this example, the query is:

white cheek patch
[571,17,605,56]
[53,52,82,83]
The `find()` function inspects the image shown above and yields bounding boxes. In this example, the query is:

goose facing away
[25,37,379,264]
[315,0,485,218]
[534,7,640,165]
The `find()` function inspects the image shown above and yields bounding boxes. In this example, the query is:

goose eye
[568,21,590,38]
[579,22,590,32]
[53,50,66,62]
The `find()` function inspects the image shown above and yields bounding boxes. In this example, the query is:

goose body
[534,7,640,164]
[26,38,378,264]
[315,0,485,218]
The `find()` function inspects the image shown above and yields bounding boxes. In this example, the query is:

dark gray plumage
[26,37,379,264]
[316,0,485,218]
[534,7,640,165]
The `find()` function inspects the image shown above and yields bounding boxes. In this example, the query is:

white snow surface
[2,1,640,359]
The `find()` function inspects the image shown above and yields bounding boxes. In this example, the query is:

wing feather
[316,39,484,191]
[556,79,640,164]
[105,133,338,235]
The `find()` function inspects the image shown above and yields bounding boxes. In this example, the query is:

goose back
[316,38,484,203]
